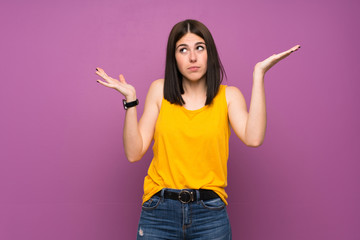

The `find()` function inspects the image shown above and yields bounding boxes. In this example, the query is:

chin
[184,74,206,82]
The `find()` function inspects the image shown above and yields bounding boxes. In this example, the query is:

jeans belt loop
[160,188,166,198]
[195,189,200,202]
[178,190,194,204]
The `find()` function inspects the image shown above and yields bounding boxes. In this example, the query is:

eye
[197,45,205,51]
[179,48,188,53]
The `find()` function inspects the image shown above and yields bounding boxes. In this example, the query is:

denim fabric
[137,189,231,240]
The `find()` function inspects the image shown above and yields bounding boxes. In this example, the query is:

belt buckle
[178,190,194,204]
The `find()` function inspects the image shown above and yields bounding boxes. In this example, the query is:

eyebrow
[176,42,206,50]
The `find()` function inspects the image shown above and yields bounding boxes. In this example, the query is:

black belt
[155,189,219,204]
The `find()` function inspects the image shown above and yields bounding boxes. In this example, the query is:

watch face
[123,99,128,110]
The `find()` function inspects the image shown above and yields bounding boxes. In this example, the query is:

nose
[189,50,197,63]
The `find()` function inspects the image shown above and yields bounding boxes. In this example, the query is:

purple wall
[1,0,359,239]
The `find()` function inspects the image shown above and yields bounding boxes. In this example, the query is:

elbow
[243,131,265,148]
[124,144,144,163]
[125,152,142,163]
[126,156,141,163]
[245,139,264,148]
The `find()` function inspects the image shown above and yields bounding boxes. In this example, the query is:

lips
[188,66,200,72]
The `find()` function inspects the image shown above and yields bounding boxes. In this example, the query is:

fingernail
[96,80,99,83]
[96,68,98,71]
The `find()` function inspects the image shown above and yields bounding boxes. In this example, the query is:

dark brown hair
[164,19,226,106]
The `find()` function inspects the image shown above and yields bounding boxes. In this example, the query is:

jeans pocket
[200,197,225,210]
[142,195,161,211]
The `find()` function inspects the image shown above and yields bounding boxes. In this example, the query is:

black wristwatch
[123,99,139,110]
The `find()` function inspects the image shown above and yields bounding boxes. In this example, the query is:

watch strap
[123,99,139,110]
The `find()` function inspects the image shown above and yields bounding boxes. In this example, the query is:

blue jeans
[137,188,232,239]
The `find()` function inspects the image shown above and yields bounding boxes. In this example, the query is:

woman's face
[175,33,207,83]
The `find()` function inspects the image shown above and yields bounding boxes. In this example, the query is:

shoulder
[146,79,164,109]
[225,85,242,96]
[149,78,164,98]
[225,85,245,107]
[150,78,164,89]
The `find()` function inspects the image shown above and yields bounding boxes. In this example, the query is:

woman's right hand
[95,67,136,101]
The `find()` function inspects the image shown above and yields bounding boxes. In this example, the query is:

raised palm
[255,45,301,75]
[95,67,136,100]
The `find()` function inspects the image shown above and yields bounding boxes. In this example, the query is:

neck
[182,77,207,96]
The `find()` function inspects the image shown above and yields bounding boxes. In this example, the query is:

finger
[97,79,128,96]
[290,45,301,53]
[284,45,301,56]
[95,67,110,78]
[276,49,293,59]
[95,68,106,78]
[96,69,117,85]
[95,67,104,75]
[276,45,301,58]
[119,74,126,84]
[274,46,299,61]
[96,79,112,88]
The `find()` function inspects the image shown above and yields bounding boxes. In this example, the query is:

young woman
[95,19,300,239]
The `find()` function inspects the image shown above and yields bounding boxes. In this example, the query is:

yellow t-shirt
[142,85,231,204]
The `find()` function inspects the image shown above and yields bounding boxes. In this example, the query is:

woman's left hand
[254,45,301,75]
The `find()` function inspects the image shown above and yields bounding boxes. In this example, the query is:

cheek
[175,55,185,70]
[201,51,208,66]
[203,55,208,70]
[204,52,208,63]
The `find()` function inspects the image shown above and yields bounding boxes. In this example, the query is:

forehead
[176,33,205,47]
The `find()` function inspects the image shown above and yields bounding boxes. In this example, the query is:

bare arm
[123,80,162,162]
[95,68,163,162]
[227,45,301,147]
